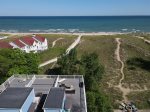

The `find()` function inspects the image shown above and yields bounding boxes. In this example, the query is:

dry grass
[38,34,77,63]
[77,34,150,109]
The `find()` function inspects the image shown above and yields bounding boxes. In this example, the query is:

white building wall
[20,89,35,112]
[0,109,20,112]
[32,36,48,51]
[42,39,48,50]
[44,109,63,112]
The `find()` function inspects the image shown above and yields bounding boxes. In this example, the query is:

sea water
[0,16,150,33]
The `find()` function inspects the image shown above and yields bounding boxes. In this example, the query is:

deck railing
[0,75,14,92]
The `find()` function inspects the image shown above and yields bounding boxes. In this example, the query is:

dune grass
[127,90,150,109]
[77,35,123,106]
[121,36,150,89]
[76,34,150,109]
[38,34,77,63]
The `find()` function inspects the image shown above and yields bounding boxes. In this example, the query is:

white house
[32,35,48,51]
[9,35,48,53]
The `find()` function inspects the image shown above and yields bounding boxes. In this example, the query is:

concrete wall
[20,89,35,112]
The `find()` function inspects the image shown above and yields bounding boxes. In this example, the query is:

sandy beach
[0,32,125,36]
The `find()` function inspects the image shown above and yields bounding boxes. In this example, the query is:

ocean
[0,16,150,33]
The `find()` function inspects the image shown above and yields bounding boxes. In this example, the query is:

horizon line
[0,15,150,17]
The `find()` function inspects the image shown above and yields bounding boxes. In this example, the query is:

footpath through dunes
[135,36,150,44]
[51,38,64,48]
[39,34,82,68]
[73,34,150,109]
[114,38,130,102]
[113,37,150,102]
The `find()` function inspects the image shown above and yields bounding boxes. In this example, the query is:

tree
[84,76,99,92]
[57,49,79,75]
[26,53,39,74]
[0,55,12,77]
[87,91,113,112]
[56,49,113,112]
[86,92,98,112]
[80,52,104,82]
[95,92,113,112]
[80,52,112,112]
[0,49,39,78]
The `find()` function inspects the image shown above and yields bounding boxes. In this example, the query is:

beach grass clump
[127,90,150,109]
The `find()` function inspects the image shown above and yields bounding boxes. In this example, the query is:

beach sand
[0,32,125,36]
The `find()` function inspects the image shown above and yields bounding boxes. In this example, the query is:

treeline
[57,49,113,112]
[0,49,39,83]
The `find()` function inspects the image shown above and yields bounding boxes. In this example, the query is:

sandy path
[114,38,129,101]
[39,35,82,68]
[136,36,150,44]
[115,38,125,85]
[113,38,149,102]
[66,34,82,54]
[51,38,64,48]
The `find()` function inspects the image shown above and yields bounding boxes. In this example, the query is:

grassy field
[121,36,150,89]
[37,34,77,73]
[38,34,77,63]
[0,34,10,36]
[76,34,150,109]
[77,35,123,107]
[127,90,150,109]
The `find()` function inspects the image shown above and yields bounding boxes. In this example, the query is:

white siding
[20,89,35,112]
[0,109,20,112]
[44,109,63,112]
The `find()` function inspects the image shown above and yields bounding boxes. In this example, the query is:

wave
[0,28,143,33]
[29,29,84,33]
[121,29,128,31]
[0,29,19,33]
[120,28,141,33]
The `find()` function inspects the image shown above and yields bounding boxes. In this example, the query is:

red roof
[34,35,45,42]
[0,41,13,48]
[13,39,26,48]
[21,36,35,46]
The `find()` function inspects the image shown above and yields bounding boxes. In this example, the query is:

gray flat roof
[43,87,65,109]
[32,78,56,94]
[0,87,33,108]
[10,78,32,87]
[58,78,85,112]
[0,75,86,112]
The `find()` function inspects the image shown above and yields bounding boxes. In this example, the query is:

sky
[0,0,150,16]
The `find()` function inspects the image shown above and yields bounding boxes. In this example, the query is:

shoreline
[0,32,128,35]
[0,31,149,36]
